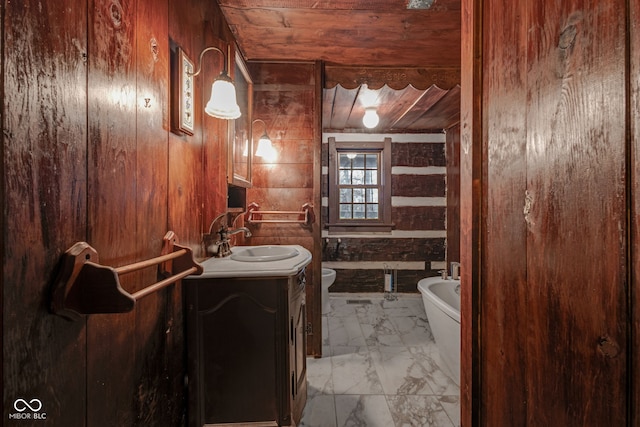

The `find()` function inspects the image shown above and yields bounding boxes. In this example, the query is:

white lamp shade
[255,136,273,158]
[362,107,379,129]
[205,78,241,119]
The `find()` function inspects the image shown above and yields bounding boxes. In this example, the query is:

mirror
[228,47,253,187]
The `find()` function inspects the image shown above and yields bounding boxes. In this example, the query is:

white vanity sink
[230,245,299,262]
[193,245,312,278]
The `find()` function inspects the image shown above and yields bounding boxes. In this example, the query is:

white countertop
[187,245,312,279]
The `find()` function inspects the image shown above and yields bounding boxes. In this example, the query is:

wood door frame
[460,0,483,424]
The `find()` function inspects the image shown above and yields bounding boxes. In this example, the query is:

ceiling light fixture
[188,46,241,120]
[362,107,380,129]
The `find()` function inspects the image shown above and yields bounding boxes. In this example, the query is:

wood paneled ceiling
[217,0,461,132]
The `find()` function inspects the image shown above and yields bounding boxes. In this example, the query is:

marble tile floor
[300,293,460,427]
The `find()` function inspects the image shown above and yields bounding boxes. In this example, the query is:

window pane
[353,204,365,218]
[352,154,365,168]
[353,188,365,203]
[339,170,351,185]
[339,204,352,219]
[365,154,378,169]
[366,188,378,203]
[366,204,379,219]
[365,170,377,185]
[340,188,352,203]
[352,170,364,185]
[339,154,352,169]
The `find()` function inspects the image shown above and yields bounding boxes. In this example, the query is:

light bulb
[362,107,379,129]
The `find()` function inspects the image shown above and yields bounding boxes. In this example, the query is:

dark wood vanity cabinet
[185,269,307,427]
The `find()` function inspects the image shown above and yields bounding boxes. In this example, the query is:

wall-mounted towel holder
[51,231,203,321]
[244,202,315,225]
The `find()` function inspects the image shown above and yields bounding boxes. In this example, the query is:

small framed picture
[172,47,195,135]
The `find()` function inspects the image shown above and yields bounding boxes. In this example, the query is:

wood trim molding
[324,65,460,90]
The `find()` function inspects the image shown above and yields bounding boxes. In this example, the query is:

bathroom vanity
[184,246,311,427]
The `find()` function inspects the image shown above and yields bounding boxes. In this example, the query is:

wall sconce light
[187,46,241,120]
[362,107,380,129]
[252,119,277,162]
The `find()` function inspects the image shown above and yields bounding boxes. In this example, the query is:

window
[327,137,392,233]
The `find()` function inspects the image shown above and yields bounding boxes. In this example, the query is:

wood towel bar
[51,231,203,320]
[244,202,315,225]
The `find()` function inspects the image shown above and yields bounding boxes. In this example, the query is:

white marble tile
[328,316,366,347]
[329,296,360,317]
[353,299,386,319]
[386,395,455,427]
[412,344,460,396]
[370,346,435,395]
[439,394,460,427]
[307,354,334,396]
[322,315,330,347]
[359,313,405,347]
[300,394,337,427]
[330,346,384,395]
[389,314,434,346]
[334,395,395,427]
[301,294,460,427]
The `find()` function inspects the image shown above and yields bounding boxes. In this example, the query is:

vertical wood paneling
[167,2,203,245]
[2,1,88,423]
[481,0,528,425]
[87,0,138,424]
[460,0,483,424]
[525,0,627,424]
[3,0,234,425]
[631,0,640,424]
[133,0,177,424]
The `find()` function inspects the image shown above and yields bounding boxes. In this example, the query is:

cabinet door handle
[290,317,294,342]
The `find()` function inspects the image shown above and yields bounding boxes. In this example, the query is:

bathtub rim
[417,276,460,323]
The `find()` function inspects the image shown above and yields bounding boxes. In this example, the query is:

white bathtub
[417,276,460,384]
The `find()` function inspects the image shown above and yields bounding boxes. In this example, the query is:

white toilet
[321,268,336,315]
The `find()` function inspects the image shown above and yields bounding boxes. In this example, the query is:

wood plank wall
[2,0,233,425]
[461,0,636,425]
[631,1,640,425]
[246,61,323,356]
[321,133,448,293]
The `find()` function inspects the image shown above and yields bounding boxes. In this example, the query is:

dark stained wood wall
[525,0,627,422]
[3,1,89,424]
[479,0,528,424]
[461,0,635,425]
[632,1,640,425]
[2,0,233,425]
[245,61,323,356]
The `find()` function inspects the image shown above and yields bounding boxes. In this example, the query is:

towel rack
[244,202,315,225]
[51,231,203,321]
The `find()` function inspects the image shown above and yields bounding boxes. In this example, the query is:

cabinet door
[188,280,282,426]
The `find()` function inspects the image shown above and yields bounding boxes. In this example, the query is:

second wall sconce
[252,119,277,162]
[190,46,241,120]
